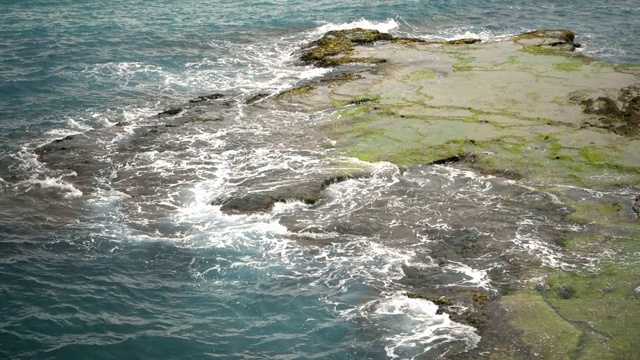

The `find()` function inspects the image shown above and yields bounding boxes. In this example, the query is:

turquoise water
[1,1,639,359]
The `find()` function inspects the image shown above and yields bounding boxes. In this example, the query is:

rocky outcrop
[215,186,324,214]
[514,29,578,52]
[300,28,394,66]
[157,106,183,116]
[189,93,225,103]
[214,174,366,214]
[300,28,483,67]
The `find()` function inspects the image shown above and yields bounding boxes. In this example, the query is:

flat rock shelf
[264,28,640,359]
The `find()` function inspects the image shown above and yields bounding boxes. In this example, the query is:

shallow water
[1,1,639,359]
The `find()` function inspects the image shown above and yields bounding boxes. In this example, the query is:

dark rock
[514,29,577,51]
[447,38,481,45]
[34,130,113,186]
[325,221,384,237]
[115,121,130,127]
[245,93,270,104]
[625,96,640,124]
[157,107,183,116]
[580,89,640,138]
[632,195,640,216]
[556,285,576,299]
[427,154,467,165]
[218,194,278,213]
[189,93,225,103]
[582,97,622,117]
[535,283,550,292]
[215,174,366,214]
[218,187,320,214]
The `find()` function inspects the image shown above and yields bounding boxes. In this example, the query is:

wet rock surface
[214,174,368,214]
[34,100,231,192]
[300,28,393,66]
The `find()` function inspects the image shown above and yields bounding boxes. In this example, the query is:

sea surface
[1,1,639,359]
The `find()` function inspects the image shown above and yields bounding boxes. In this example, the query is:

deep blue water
[1,1,639,359]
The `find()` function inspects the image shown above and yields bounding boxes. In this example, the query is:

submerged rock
[189,93,225,103]
[245,93,270,104]
[194,112,223,122]
[214,174,366,214]
[157,106,183,116]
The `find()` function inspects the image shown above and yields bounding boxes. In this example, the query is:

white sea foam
[23,176,83,198]
[442,261,494,291]
[356,292,480,359]
[314,18,400,36]
[508,229,587,270]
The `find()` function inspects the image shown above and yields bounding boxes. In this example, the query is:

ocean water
[0,1,639,359]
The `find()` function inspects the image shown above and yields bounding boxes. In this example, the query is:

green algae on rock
[300,29,482,67]
[300,28,393,66]
[514,29,578,53]
[271,28,640,358]
[275,84,316,101]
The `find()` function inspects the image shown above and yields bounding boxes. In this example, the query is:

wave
[22,176,83,199]
[356,292,480,359]
[314,18,401,35]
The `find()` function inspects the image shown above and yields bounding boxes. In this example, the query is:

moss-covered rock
[472,292,488,305]
[275,84,316,101]
[501,291,583,359]
[321,72,362,87]
[317,55,386,68]
[514,29,577,52]
[447,38,482,45]
[300,28,393,66]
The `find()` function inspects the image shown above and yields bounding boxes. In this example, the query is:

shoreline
[31,28,640,358]
[265,28,640,358]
